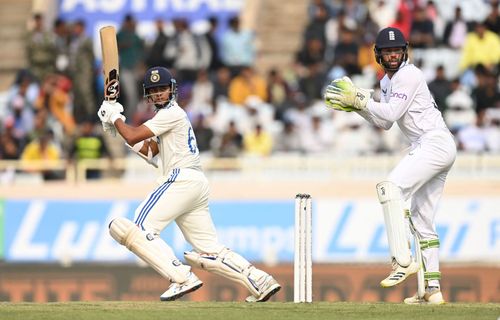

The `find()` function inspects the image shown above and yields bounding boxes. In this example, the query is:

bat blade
[99,26,119,102]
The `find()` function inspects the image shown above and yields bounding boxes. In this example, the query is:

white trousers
[133,168,224,254]
[387,130,456,287]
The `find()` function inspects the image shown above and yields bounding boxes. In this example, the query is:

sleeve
[355,108,394,130]
[366,68,422,123]
[143,108,181,136]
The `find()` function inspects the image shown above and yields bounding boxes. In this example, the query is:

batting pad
[184,249,267,297]
[109,217,190,283]
[376,181,412,267]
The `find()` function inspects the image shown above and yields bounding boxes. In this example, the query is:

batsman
[324,27,456,304]
[98,67,280,302]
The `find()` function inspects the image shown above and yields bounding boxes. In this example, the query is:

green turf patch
[0,302,499,320]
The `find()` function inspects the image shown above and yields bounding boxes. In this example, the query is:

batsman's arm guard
[376,181,412,267]
[184,248,269,298]
[126,139,159,168]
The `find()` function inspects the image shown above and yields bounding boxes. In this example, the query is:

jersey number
[188,127,198,154]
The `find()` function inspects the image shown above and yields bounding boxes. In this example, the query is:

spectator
[53,17,70,75]
[188,69,215,118]
[25,13,57,83]
[273,119,302,153]
[296,38,325,68]
[409,6,436,49]
[68,19,96,124]
[484,108,500,153]
[444,78,476,133]
[303,3,329,49]
[216,120,243,158]
[243,123,273,156]
[5,94,34,147]
[228,66,267,105]
[298,62,327,102]
[308,0,335,20]
[344,0,368,23]
[69,119,111,179]
[192,114,214,154]
[300,115,333,154]
[368,1,395,34]
[35,74,76,139]
[390,0,412,40]
[425,1,445,43]
[20,129,64,180]
[442,6,468,49]
[484,0,500,34]
[428,65,453,113]
[173,18,210,83]
[117,14,144,119]
[456,111,489,153]
[6,70,39,109]
[241,96,276,134]
[325,9,357,64]
[333,27,361,75]
[146,18,175,69]
[472,71,500,115]
[204,16,224,73]
[212,66,231,104]
[459,21,500,71]
[266,68,292,121]
[0,119,23,160]
[221,16,255,76]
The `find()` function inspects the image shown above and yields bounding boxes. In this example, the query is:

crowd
[0,0,499,180]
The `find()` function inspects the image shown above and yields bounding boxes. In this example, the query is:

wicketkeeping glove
[324,76,373,111]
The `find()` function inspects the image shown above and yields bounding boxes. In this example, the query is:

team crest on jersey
[150,70,160,83]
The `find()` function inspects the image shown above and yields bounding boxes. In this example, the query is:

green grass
[1,302,499,320]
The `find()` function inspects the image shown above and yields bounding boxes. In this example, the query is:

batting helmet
[374,27,409,71]
[143,67,177,108]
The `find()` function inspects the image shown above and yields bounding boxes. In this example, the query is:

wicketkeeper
[98,67,281,302]
[324,27,456,304]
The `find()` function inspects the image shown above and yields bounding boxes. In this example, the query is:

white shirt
[363,63,448,144]
[144,101,202,176]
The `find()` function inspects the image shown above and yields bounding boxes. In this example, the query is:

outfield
[1,302,499,320]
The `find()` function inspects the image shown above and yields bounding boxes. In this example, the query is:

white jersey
[365,63,448,144]
[144,101,201,177]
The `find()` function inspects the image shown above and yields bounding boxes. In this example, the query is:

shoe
[404,287,445,305]
[245,275,281,302]
[380,258,419,287]
[160,272,203,301]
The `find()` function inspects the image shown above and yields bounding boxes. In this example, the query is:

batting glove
[324,76,373,111]
[97,100,125,124]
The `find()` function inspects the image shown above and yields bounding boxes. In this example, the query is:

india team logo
[150,70,160,83]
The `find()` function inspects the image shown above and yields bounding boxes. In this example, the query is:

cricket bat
[99,26,120,136]
[99,26,120,102]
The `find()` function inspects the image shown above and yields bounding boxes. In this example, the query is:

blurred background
[0,0,499,303]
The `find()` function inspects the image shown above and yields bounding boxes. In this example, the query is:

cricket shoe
[245,275,281,302]
[404,287,445,305]
[160,272,203,301]
[380,258,419,287]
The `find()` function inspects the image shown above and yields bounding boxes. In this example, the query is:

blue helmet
[374,27,409,71]
[143,67,177,108]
